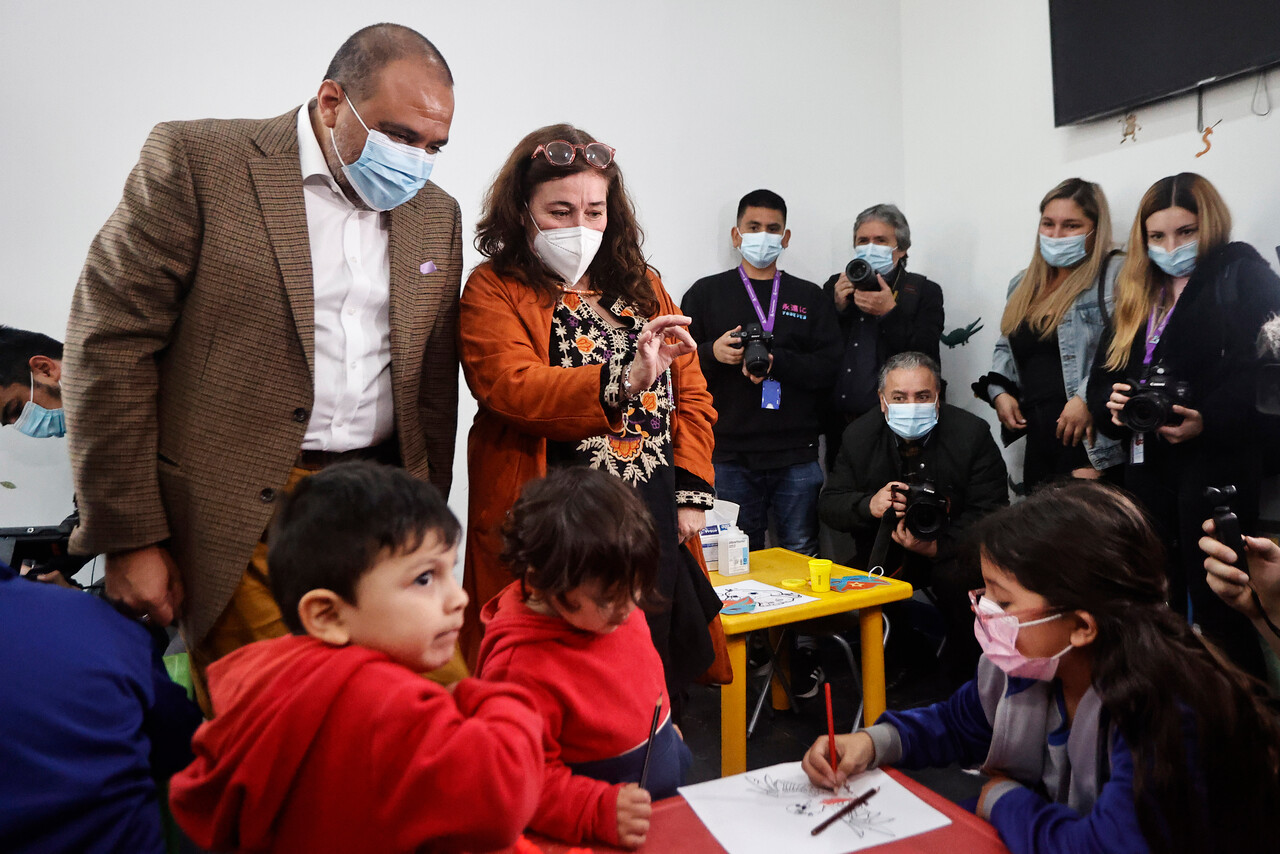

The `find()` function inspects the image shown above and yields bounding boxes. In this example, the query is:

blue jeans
[714,460,824,556]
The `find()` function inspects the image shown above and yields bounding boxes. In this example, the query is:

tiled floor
[680,609,986,806]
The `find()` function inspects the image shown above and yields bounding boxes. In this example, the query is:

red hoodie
[169,635,544,853]
[476,582,676,847]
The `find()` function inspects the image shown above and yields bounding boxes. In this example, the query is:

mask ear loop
[525,204,548,237]
[343,92,371,133]
[326,90,369,171]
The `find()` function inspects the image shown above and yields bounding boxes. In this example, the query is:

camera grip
[1213,511,1250,577]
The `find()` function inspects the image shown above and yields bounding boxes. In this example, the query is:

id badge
[1130,432,1145,465]
[761,378,781,410]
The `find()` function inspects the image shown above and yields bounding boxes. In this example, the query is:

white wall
[0,0,905,529]
[898,0,1280,484]
[12,1,1274,534]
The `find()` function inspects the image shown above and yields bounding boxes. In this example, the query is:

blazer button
[260,488,276,503]
[293,407,309,423]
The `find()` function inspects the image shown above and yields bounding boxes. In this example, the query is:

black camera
[1119,361,1192,432]
[893,480,950,541]
[731,322,774,378]
[1205,485,1249,576]
[844,257,881,291]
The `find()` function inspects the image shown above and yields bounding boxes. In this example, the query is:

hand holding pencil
[802,731,876,789]
[615,784,652,849]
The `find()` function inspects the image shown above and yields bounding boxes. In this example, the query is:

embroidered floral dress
[547,291,718,687]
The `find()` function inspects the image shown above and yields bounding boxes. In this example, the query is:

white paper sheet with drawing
[679,763,951,854]
[715,579,819,616]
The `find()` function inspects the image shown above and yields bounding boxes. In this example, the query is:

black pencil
[638,693,663,790]
[810,786,879,836]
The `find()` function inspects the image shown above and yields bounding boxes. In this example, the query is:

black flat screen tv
[1049,0,1280,126]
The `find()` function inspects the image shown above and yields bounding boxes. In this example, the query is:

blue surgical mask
[12,374,65,439]
[855,243,897,275]
[331,95,435,211]
[1148,239,1198,278]
[738,231,784,269]
[883,399,938,440]
[1038,231,1091,268]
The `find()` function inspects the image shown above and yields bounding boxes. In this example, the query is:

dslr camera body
[1119,361,1192,432]
[892,479,950,541]
[731,322,774,378]
[844,257,882,292]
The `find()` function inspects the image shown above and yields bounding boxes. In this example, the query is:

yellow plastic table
[710,547,914,776]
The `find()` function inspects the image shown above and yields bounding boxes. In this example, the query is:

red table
[510,768,1010,854]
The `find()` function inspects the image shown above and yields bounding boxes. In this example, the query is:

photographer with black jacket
[821,205,944,465]
[1087,173,1280,676]
[820,352,1007,684]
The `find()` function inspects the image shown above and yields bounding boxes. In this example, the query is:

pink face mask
[970,591,1073,681]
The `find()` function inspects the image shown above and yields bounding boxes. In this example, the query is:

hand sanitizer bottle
[717,525,750,576]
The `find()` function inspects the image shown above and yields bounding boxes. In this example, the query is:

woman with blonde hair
[457,124,725,706]
[974,178,1123,488]
[1087,172,1280,674]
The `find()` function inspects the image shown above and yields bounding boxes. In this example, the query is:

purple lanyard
[1143,300,1175,365]
[737,265,781,333]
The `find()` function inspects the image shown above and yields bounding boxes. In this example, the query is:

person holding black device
[820,351,1007,685]
[822,204,944,466]
[683,189,841,557]
[1087,172,1280,675]
[974,179,1124,489]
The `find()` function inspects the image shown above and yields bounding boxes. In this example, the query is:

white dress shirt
[296,104,395,452]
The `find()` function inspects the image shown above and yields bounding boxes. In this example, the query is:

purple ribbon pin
[419,261,437,275]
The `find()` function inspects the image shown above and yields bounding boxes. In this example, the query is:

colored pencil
[638,693,663,790]
[810,786,880,836]
[824,682,837,777]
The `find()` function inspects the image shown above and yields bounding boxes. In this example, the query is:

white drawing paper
[716,579,819,616]
[679,763,951,854]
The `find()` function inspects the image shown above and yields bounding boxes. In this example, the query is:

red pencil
[824,682,837,775]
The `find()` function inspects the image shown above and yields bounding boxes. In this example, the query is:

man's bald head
[324,23,452,101]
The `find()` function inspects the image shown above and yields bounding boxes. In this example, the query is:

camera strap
[737,265,781,333]
[866,512,898,577]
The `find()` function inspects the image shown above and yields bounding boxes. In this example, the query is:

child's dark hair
[267,461,461,633]
[975,479,1280,853]
[500,467,659,610]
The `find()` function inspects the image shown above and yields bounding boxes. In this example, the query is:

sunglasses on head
[530,139,616,170]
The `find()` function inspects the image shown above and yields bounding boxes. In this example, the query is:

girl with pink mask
[802,480,1280,854]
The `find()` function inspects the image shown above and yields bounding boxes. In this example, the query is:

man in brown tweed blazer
[62,24,463,705]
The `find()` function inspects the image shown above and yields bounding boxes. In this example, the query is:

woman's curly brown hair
[474,123,658,316]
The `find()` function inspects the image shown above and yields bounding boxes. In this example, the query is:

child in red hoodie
[169,462,545,854]
[476,468,693,850]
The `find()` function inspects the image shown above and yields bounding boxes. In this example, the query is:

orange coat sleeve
[459,264,622,441]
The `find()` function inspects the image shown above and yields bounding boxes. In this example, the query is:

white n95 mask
[530,221,604,286]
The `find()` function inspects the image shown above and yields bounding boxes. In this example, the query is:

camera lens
[845,258,878,290]
[743,342,771,377]
[904,500,947,540]
[1121,393,1167,433]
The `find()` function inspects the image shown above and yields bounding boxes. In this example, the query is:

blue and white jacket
[986,257,1125,471]
[862,656,1152,854]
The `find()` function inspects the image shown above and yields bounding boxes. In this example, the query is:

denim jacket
[988,257,1124,471]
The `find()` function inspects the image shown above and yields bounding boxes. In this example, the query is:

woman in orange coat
[459,124,723,701]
